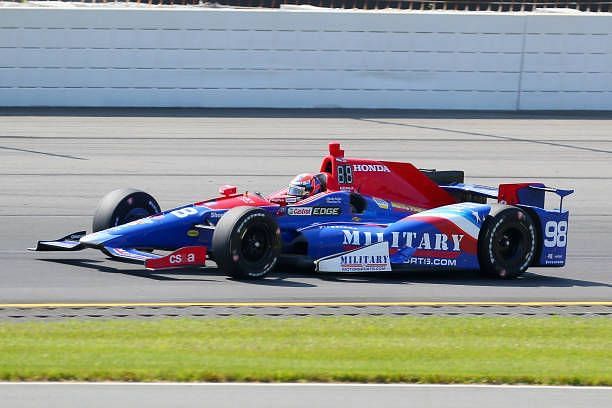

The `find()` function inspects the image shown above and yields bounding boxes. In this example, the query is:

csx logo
[169,253,196,264]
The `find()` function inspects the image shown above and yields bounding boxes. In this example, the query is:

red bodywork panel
[201,142,457,212]
[498,182,546,207]
[320,142,457,210]
[145,246,207,270]
[199,193,277,210]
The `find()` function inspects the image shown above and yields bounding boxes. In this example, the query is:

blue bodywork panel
[298,203,492,270]
[522,206,570,267]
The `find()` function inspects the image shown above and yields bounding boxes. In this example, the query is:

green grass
[0,317,610,385]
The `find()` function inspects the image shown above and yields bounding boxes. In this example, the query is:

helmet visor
[288,185,307,197]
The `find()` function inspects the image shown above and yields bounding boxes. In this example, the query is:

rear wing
[442,182,574,211]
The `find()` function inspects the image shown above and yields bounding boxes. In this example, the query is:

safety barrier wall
[1,7,611,109]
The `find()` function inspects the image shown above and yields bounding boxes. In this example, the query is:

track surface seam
[1,303,610,320]
[2,301,612,308]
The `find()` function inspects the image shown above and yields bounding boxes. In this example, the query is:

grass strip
[0,316,610,385]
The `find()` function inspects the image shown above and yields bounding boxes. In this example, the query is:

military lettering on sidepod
[342,230,464,251]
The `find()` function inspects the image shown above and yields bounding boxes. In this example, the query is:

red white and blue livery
[31,143,573,279]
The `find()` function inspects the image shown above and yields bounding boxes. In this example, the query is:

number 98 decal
[337,165,353,184]
[544,220,567,248]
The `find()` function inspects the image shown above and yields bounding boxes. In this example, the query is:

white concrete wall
[520,15,612,110]
[0,7,611,109]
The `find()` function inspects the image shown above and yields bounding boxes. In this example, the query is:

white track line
[0,382,609,389]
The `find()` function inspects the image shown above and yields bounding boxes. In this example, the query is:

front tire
[212,206,281,279]
[478,205,537,279]
[92,188,161,232]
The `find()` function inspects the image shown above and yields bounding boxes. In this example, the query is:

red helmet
[287,173,324,203]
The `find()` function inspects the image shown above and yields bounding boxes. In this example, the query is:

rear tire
[92,188,161,232]
[212,206,281,279]
[478,205,537,279]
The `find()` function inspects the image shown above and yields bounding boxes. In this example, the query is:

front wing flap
[29,231,87,251]
[103,246,207,270]
[102,247,162,263]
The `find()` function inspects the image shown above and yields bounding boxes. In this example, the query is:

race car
[31,142,573,279]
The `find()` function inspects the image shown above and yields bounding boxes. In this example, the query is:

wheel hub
[496,228,523,262]
[241,226,269,263]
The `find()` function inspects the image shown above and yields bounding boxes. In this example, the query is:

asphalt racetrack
[0,109,611,305]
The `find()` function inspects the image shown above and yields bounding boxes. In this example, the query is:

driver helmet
[287,173,324,203]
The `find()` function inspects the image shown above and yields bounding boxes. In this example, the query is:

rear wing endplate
[527,186,574,212]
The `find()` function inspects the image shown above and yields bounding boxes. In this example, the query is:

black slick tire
[92,188,161,232]
[212,206,281,279]
[478,204,537,279]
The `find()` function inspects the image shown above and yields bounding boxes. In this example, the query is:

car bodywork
[32,142,573,275]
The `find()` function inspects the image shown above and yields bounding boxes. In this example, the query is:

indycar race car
[31,142,573,279]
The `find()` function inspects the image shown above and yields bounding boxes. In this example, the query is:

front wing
[30,233,207,271]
